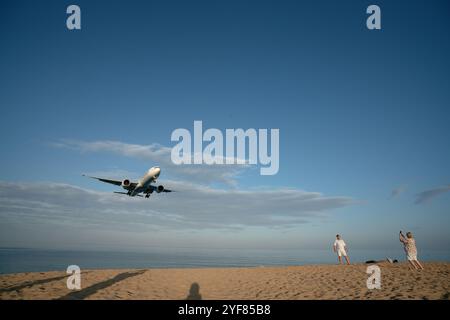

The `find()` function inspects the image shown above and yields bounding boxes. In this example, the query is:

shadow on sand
[0,274,72,293]
[186,282,202,300]
[58,270,146,300]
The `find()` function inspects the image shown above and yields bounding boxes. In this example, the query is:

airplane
[83,166,172,198]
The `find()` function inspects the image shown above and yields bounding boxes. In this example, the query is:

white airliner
[83,166,172,198]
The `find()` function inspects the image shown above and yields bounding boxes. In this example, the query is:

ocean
[0,247,449,274]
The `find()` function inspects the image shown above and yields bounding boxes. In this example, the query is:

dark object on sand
[365,258,398,264]
[365,260,378,264]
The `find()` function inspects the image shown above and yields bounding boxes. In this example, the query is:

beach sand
[1,262,449,300]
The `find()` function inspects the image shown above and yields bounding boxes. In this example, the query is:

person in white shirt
[333,234,350,265]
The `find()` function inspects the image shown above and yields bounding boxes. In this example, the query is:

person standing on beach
[333,234,350,265]
[399,231,424,270]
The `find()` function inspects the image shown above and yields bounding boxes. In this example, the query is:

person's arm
[399,231,407,244]
[333,241,337,252]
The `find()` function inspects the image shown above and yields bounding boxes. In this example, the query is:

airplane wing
[82,174,137,189]
[114,191,143,197]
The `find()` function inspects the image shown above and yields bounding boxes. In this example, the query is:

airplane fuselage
[129,166,161,196]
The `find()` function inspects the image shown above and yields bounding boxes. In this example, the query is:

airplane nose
[151,166,161,176]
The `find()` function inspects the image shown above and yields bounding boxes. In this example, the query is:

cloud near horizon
[0,139,352,243]
[0,181,354,231]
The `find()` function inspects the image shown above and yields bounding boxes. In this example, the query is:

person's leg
[338,255,342,264]
[344,255,350,265]
[408,260,418,270]
[414,260,424,270]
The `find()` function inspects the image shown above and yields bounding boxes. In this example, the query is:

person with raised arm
[399,231,424,270]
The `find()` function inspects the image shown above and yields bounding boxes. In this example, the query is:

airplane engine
[121,179,131,188]
[156,185,164,193]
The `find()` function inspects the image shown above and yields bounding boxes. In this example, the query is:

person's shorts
[407,253,417,261]
[337,249,347,257]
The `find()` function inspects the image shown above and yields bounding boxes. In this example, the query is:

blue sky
[0,0,449,253]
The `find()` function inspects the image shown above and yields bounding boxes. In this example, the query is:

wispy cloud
[415,185,450,204]
[0,181,354,231]
[52,139,247,187]
[390,185,407,199]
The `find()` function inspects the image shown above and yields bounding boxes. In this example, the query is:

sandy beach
[1,262,449,300]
